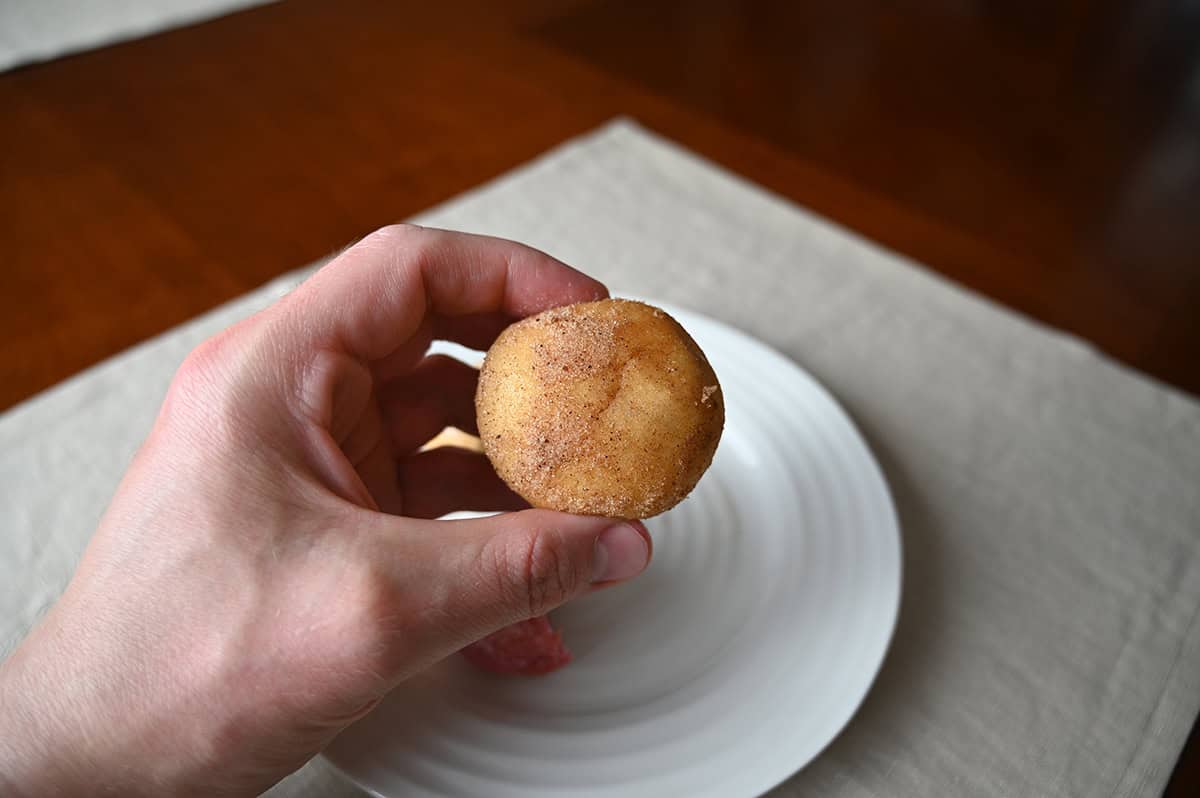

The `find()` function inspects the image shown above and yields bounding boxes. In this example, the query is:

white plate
[324,302,901,798]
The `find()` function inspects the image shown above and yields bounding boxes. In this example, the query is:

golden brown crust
[476,299,723,519]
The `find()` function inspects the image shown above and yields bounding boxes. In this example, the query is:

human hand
[0,225,653,797]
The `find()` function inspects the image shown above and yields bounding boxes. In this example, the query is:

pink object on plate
[461,616,572,676]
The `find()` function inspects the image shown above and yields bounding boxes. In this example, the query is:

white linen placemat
[2,119,1198,797]
[0,0,275,73]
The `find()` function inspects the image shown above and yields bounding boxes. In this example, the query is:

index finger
[277,225,608,362]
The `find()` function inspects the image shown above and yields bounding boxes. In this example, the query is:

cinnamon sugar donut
[476,299,723,519]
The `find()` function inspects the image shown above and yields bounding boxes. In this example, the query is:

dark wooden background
[1,0,1196,792]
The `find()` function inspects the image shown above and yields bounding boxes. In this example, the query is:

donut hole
[476,299,723,519]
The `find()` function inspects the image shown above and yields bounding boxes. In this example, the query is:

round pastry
[476,298,723,519]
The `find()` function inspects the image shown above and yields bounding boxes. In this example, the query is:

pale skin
[0,226,652,797]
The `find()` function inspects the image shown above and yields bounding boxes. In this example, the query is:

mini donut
[475,298,723,519]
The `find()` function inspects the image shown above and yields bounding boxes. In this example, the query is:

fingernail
[592,522,650,583]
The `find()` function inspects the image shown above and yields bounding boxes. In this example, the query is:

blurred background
[3,0,1199,411]
[1,0,1198,787]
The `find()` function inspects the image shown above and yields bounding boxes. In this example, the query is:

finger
[433,312,514,351]
[276,225,608,362]
[369,313,509,381]
[371,314,513,382]
[437,511,651,626]
[379,355,479,453]
[395,448,527,519]
[355,435,400,513]
[367,510,652,653]
[370,314,434,382]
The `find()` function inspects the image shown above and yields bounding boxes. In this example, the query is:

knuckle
[353,224,437,288]
[167,332,235,412]
[504,526,579,617]
[162,319,279,443]
[180,333,228,383]
[359,223,422,252]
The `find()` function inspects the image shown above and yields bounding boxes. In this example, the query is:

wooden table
[1,0,1196,792]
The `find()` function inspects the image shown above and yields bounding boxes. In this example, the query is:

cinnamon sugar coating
[476,299,723,519]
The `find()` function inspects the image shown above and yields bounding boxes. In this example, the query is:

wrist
[0,624,168,798]
[1,628,225,798]
[0,641,82,797]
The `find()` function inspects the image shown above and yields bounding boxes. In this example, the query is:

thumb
[417,509,651,639]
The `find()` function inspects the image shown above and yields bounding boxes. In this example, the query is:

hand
[0,225,653,797]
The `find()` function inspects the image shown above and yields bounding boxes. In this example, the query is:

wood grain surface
[0,0,1196,793]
